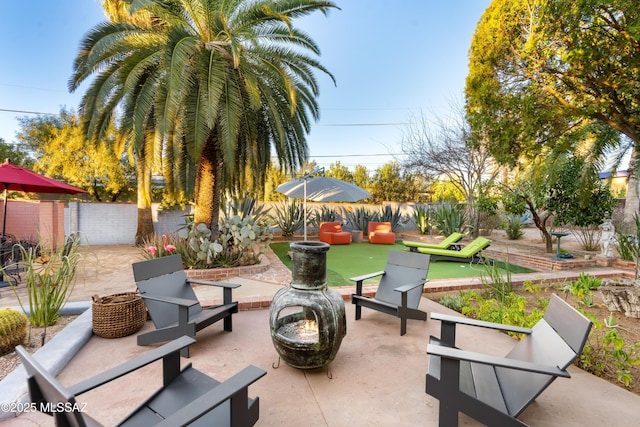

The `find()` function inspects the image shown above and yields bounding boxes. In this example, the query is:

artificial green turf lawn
[270,242,534,286]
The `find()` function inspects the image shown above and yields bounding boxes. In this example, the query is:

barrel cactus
[0,308,28,355]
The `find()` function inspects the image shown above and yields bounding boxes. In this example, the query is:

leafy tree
[503,153,614,252]
[263,163,288,202]
[429,179,465,203]
[548,156,614,228]
[71,0,338,240]
[466,0,640,219]
[0,137,31,167]
[17,111,135,202]
[368,161,420,204]
[353,164,371,191]
[325,161,354,182]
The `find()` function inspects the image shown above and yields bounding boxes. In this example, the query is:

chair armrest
[140,294,199,308]
[187,279,241,289]
[349,271,385,283]
[69,336,195,395]
[394,280,428,293]
[426,344,570,378]
[156,365,267,427]
[430,312,532,335]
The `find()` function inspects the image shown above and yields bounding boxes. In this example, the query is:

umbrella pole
[2,188,6,237]
[303,179,307,241]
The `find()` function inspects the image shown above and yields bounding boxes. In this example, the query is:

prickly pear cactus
[0,308,28,356]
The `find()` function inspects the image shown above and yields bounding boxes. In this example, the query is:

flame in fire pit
[277,319,319,344]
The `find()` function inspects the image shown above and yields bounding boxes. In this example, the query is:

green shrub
[438,293,465,312]
[577,313,640,388]
[572,225,601,252]
[0,308,28,356]
[561,273,601,298]
[502,214,524,240]
[479,256,512,303]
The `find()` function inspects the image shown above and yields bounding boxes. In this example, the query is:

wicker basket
[92,292,146,339]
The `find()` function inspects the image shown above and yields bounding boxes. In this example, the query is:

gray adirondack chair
[426,294,593,427]
[132,255,240,357]
[350,250,430,335]
[16,336,266,426]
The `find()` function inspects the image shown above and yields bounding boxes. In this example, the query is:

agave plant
[413,205,430,235]
[431,202,472,236]
[379,205,408,232]
[347,207,379,231]
[271,200,304,237]
[310,205,342,232]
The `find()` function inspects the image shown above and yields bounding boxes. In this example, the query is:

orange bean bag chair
[368,221,395,244]
[319,222,351,245]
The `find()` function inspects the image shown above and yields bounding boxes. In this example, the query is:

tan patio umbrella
[275,171,370,240]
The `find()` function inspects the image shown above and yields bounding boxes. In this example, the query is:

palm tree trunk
[194,133,221,241]
[135,158,154,244]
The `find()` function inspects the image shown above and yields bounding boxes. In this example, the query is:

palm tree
[71,0,337,239]
[70,0,166,243]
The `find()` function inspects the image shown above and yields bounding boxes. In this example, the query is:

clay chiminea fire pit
[269,241,346,369]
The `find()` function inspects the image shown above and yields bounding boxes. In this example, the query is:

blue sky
[0,0,491,172]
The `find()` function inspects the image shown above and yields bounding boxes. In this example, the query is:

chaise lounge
[402,232,464,252]
[415,237,490,263]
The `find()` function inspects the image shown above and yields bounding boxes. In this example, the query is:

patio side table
[351,230,364,243]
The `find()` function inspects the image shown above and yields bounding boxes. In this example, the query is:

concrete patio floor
[2,241,640,426]
[5,299,640,426]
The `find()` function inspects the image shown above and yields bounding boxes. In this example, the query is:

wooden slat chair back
[18,347,91,427]
[132,255,239,357]
[136,271,204,330]
[496,295,592,416]
[426,294,593,426]
[351,250,430,335]
[375,251,428,309]
[16,336,266,426]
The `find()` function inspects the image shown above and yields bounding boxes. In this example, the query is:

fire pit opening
[274,306,319,344]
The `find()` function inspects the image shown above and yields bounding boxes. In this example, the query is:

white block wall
[65,202,190,245]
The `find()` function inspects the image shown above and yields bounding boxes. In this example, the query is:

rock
[600,279,640,318]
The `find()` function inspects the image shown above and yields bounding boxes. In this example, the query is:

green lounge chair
[402,232,464,252]
[416,237,490,263]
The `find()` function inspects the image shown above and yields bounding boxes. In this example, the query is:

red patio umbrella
[0,160,87,236]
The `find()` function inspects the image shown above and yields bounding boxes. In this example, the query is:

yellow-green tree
[17,110,134,202]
